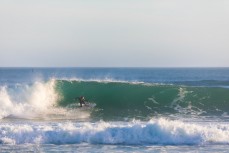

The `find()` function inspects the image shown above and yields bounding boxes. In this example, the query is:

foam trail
[0,118,229,145]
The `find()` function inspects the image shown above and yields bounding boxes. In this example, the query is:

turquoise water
[56,80,229,120]
[0,68,229,152]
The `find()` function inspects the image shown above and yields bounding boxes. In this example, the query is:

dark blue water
[1,67,229,86]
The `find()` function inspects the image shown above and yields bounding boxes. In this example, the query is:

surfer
[79,96,86,107]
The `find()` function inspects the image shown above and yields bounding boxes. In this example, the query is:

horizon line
[0,66,229,69]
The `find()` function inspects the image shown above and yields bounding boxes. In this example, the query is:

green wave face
[55,80,229,120]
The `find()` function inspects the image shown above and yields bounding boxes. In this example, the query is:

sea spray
[25,79,59,110]
[0,79,59,119]
[0,86,15,118]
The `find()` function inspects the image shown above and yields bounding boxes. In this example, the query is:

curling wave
[1,79,229,120]
[56,79,229,119]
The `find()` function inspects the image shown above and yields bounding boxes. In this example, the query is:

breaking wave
[0,118,229,145]
[1,79,229,120]
[0,79,90,120]
[56,79,229,119]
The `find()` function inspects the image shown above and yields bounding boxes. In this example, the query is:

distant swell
[0,118,229,145]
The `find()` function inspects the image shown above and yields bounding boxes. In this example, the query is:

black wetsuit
[79,97,86,107]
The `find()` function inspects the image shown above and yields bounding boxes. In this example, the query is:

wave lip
[0,118,229,145]
[57,77,146,85]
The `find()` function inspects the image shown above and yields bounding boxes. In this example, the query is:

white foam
[0,78,106,121]
[25,79,58,111]
[0,118,229,145]
[0,79,90,120]
[0,86,15,118]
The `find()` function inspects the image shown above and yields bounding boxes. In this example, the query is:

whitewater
[0,68,229,152]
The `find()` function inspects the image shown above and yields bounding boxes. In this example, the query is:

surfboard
[82,102,96,108]
[66,102,96,109]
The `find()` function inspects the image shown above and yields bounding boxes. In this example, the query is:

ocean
[0,67,229,152]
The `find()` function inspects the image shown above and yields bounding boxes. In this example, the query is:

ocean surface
[0,67,229,152]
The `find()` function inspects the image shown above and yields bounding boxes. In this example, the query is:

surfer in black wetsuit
[79,96,86,107]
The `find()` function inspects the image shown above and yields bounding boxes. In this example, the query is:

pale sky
[0,0,229,67]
